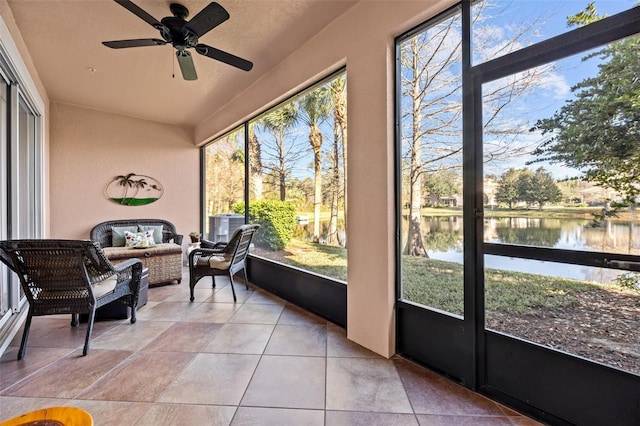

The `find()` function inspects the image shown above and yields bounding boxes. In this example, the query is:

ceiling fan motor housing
[169,3,189,19]
[161,4,198,49]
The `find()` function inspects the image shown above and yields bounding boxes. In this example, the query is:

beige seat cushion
[92,274,118,298]
[208,255,231,270]
[102,243,182,261]
[33,275,118,300]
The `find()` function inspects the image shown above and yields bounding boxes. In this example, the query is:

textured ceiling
[7,0,356,128]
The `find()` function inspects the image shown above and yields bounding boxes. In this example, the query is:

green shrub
[233,200,296,250]
[615,272,640,292]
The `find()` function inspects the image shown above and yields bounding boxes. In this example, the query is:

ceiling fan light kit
[102,0,253,80]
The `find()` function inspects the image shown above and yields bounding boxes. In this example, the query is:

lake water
[415,216,640,283]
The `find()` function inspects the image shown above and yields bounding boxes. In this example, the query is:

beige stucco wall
[5,0,456,358]
[49,103,199,245]
[195,1,455,357]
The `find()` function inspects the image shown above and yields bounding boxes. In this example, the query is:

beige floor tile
[142,321,222,352]
[192,277,253,302]
[90,320,174,351]
[0,396,69,421]
[394,358,506,416]
[241,355,325,409]
[9,317,122,350]
[278,304,327,326]
[182,302,242,323]
[135,403,236,426]
[326,323,382,358]
[190,286,235,302]
[136,301,160,312]
[232,407,324,426]
[204,292,252,303]
[146,285,183,302]
[133,301,199,321]
[264,324,327,356]
[78,351,194,402]
[1,349,132,399]
[326,357,412,413]
[228,303,285,324]
[204,285,254,303]
[416,414,516,425]
[0,347,75,392]
[0,267,542,426]
[325,411,419,426]
[68,399,151,426]
[151,284,194,302]
[202,323,274,354]
[158,353,260,405]
[244,289,287,305]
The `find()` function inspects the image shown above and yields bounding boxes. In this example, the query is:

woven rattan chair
[0,239,143,359]
[188,224,260,302]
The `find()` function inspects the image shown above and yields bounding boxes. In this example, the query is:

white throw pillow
[124,230,156,248]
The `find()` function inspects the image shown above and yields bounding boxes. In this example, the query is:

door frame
[395,4,640,424]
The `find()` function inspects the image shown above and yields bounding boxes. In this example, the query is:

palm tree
[248,124,264,200]
[260,102,299,200]
[330,75,347,246]
[299,86,331,242]
[115,173,136,204]
[128,177,148,205]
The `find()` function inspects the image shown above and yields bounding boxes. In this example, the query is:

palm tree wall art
[104,173,164,206]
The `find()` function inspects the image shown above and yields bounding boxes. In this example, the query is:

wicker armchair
[188,224,260,302]
[0,239,143,359]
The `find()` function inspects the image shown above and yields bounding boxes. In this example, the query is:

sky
[478,1,636,40]
[477,0,637,179]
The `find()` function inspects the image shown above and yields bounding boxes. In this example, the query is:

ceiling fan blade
[113,0,166,31]
[176,51,198,80]
[184,2,229,37]
[195,44,253,71]
[102,39,167,49]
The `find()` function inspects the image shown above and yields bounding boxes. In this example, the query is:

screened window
[0,75,44,327]
[17,98,39,238]
[398,7,464,316]
[203,71,347,282]
[0,78,7,318]
[203,126,246,242]
[397,0,640,379]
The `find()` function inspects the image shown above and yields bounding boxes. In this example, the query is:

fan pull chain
[172,51,175,79]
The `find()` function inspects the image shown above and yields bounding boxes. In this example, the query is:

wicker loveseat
[91,219,183,286]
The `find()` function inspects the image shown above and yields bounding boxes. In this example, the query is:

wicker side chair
[0,239,143,359]
[188,224,260,302]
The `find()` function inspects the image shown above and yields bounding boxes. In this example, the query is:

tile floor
[0,268,542,425]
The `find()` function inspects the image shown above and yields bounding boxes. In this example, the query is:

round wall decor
[105,173,164,206]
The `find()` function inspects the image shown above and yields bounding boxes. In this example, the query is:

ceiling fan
[102,0,253,80]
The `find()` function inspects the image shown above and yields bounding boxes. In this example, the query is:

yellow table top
[0,406,93,426]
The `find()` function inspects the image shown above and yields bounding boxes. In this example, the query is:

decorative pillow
[139,225,164,244]
[111,226,138,247]
[124,230,156,248]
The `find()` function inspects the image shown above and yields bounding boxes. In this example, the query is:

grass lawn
[255,239,347,281]
[266,239,612,315]
[401,256,596,315]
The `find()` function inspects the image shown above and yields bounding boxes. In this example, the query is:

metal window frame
[395,2,640,423]
[0,15,46,335]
